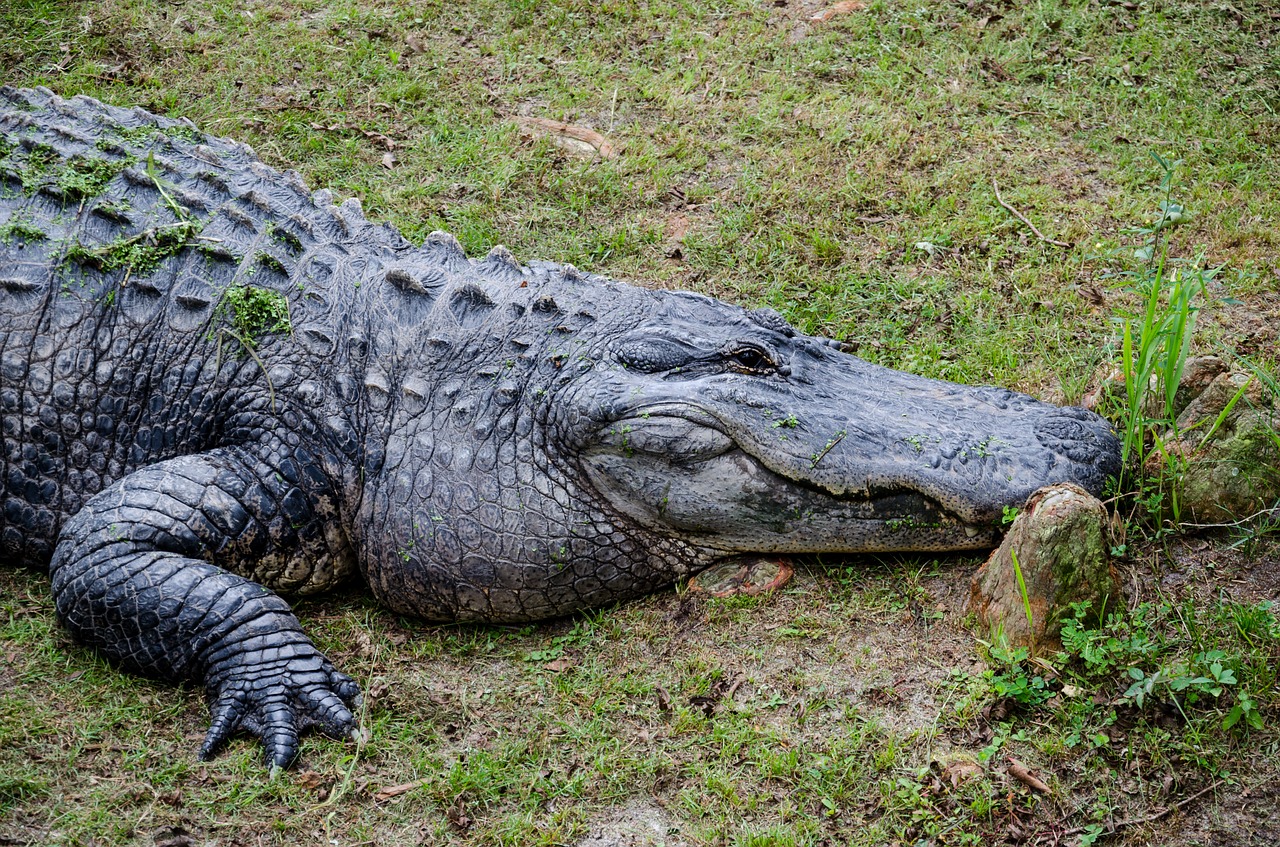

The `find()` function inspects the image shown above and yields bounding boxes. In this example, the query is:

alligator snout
[703,352,1123,535]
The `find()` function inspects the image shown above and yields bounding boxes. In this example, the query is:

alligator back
[0,87,656,595]
[0,86,406,568]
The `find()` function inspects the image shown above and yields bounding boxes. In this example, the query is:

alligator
[0,87,1121,768]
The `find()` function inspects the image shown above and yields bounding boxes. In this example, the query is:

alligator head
[573,291,1120,558]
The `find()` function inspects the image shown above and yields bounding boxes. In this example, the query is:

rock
[1160,371,1279,523]
[967,484,1120,651]
[1173,356,1230,417]
[1080,356,1226,419]
[1175,369,1267,433]
[1095,355,1277,525]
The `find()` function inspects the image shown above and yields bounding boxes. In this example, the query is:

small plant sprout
[1103,152,1223,533]
[1009,547,1035,639]
[770,412,800,440]
[810,429,846,469]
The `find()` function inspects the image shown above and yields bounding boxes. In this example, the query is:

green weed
[17,142,57,193]
[1057,599,1275,734]
[1111,155,1206,466]
[218,285,292,348]
[54,154,134,200]
[1009,548,1034,637]
[0,215,45,244]
[64,220,199,276]
[979,639,1053,708]
[1101,153,1228,532]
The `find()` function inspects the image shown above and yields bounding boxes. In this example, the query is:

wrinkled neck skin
[347,252,1120,624]
[351,259,710,622]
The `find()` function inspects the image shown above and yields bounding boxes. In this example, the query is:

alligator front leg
[49,449,360,769]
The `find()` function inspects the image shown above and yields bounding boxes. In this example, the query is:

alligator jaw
[582,415,1002,556]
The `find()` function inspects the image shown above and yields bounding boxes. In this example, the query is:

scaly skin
[0,87,1121,768]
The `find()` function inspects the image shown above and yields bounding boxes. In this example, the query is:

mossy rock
[967,484,1120,651]
[1177,410,1280,523]
[1160,371,1280,523]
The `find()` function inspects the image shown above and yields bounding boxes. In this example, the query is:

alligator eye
[728,345,773,372]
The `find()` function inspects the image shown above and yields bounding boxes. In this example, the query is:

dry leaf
[381,151,396,169]
[945,760,983,787]
[1007,757,1052,794]
[446,798,472,830]
[1077,283,1107,307]
[544,656,576,672]
[375,779,427,801]
[308,123,397,151]
[294,770,327,790]
[811,1,866,22]
[517,117,617,159]
[361,129,395,150]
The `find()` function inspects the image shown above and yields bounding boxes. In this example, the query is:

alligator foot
[686,556,794,598]
[201,646,361,768]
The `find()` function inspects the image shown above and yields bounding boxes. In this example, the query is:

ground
[2,0,1279,845]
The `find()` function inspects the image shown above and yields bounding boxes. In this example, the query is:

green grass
[3,0,1280,844]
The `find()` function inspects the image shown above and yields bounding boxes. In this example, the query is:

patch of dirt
[575,800,689,847]
[840,617,975,735]
[1157,538,1280,607]
[1209,287,1280,360]
[1152,779,1280,847]
[666,559,983,738]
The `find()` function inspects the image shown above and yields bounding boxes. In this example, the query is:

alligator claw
[198,657,360,768]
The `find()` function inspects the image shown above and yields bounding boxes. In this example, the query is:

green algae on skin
[220,284,292,348]
[55,155,136,200]
[63,219,202,277]
[0,215,46,245]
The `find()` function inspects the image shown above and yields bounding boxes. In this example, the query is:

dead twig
[993,179,1072,248]
[516,116,617,159]
[811,1,867,21]
[1181,505,1280,531]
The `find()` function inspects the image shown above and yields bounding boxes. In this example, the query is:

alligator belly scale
[0,87,1121,767]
